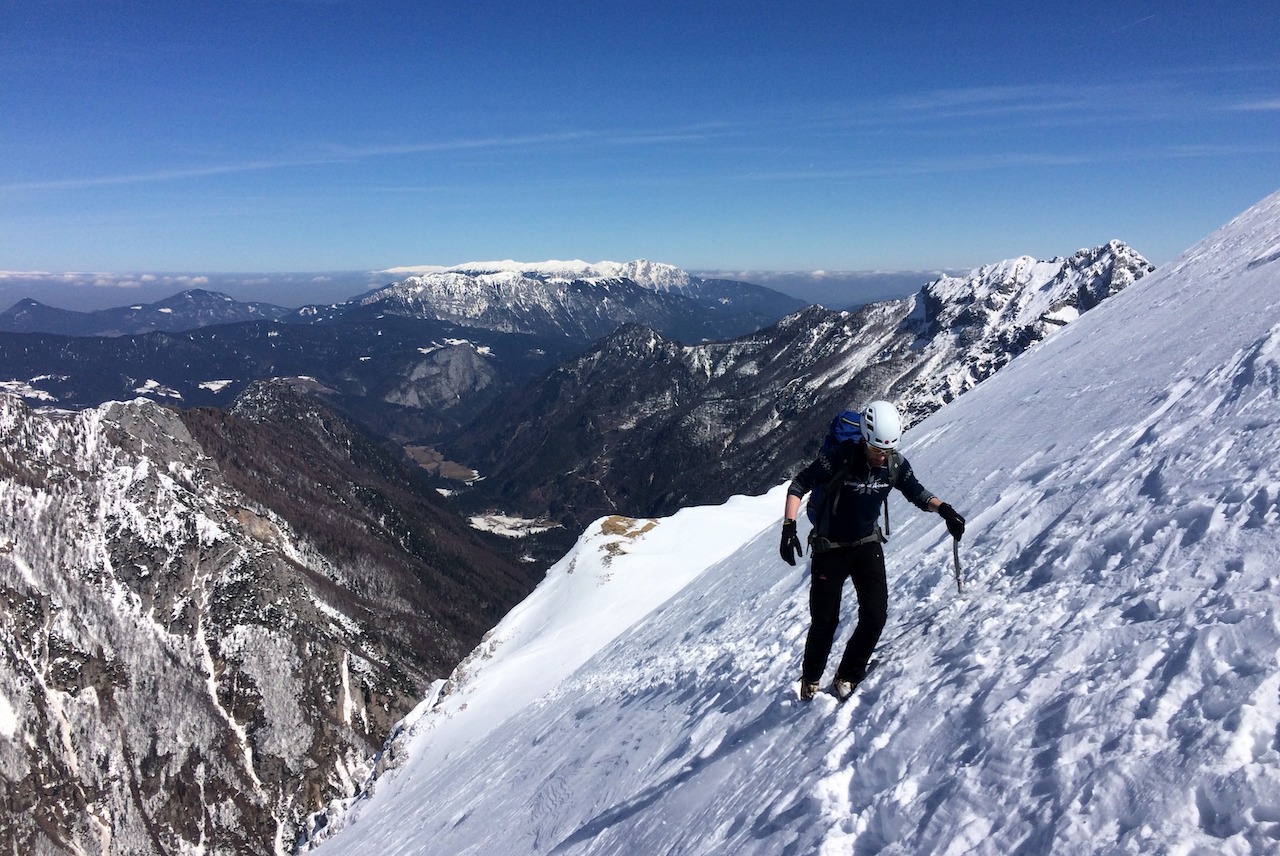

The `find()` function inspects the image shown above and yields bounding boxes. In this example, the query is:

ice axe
[952,537,963,593]
[937,502,965,593]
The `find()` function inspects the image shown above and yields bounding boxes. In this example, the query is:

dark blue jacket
[788,443,935,542]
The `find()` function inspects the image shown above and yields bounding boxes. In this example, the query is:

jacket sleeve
[787,451,837,500]
[894,455,937,512]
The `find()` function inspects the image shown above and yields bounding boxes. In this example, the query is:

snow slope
[316,191,1280,855]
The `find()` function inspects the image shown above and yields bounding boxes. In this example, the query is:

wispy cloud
[1116,13,1158,31]
[883,83,1096,118]
[2,78,1267,198]
[730,139,1280,184]
[1230,99,1280,111]
[0,125,735,194]
[0,270,213,288]
[0,159,334,193]
[851,73,1280,129]
[731,151,1098,183]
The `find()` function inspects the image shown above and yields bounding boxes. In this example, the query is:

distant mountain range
[444,241,1155,532]
[0,314,583,443]
[0,288,294,336]
[0,247,1153,541]
[0,261,806,450]
[0,261,804,340]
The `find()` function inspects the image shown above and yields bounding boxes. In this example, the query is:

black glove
[779,519,803,566]
[938,503,966,541]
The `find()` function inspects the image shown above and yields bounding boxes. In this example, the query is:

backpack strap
[810,455,854,541]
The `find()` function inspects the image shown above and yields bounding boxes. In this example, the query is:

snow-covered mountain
[0,384,533,854]
[344,259,805,342]
[901,239,1152,419]
[0,289,293,336]
[310,190,1280,855]
[383,259,694,292]
[447,241,1152,532]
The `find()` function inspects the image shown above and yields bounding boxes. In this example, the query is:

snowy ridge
[895,239,1153,422]
[366,259,692,321]
[302,499,783,846]
[315,191,1280,855]
[420,501,777,770]
[351,258,802,343]
[922,239,1147,329]
[380,259,692,291]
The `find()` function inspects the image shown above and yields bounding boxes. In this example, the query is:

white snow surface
[0,690,15,739]
[320,192,1280,855]
[467,512,561,538]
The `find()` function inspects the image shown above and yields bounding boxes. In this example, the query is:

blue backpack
[805,409,899,535]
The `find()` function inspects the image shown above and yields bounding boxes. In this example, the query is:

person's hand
[779,519,803,565]
[938,503,965,541]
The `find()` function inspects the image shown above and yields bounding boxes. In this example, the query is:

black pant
[801,542,888,684]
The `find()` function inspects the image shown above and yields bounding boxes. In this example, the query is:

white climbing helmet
[861,400,903,451]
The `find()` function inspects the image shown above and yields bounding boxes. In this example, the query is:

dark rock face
[0,387,532,854]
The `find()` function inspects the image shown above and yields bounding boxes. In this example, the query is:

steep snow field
[316,191,1280,855]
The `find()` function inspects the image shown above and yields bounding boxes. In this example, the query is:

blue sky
[2,0,1278,280]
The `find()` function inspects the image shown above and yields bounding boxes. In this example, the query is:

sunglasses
[866,443,893,455]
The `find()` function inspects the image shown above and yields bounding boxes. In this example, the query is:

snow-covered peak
[358,259,766,341]
[380,259,693,291]
[922,239,1152,329]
